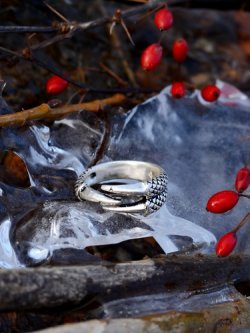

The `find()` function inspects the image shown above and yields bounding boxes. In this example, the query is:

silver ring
[75,160,168,215]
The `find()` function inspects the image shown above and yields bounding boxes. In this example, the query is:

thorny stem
[0,1,167,35]
[0,0,245,37]
[0,1,170,62]
[0,1,172,94]
[0,1,193,56]
[232,212,250,233]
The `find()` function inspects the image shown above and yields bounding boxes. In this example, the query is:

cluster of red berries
[206,166,250,257]
[140,8,188,70]
[45,8,221,104]
[140,7,221,103]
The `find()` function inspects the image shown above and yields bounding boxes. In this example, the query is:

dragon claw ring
[75,160,168,215]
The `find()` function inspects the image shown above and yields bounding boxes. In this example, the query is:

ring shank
[84,161,163,185]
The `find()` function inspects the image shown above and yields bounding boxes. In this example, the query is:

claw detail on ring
[75,161,168,215]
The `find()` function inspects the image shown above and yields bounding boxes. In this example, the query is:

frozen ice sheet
[0,81,249,266]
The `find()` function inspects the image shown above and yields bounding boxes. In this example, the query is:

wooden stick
[0,254,250,310]
[0,94,126,127]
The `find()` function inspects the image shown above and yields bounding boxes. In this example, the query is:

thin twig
[109,26,138,87]
[44,1,70,23]
[29,31,74,51]
[232,212,250,233]
[100,63,128,86]
[120,17,135,46]
[135,4,164,23]
[0,94,126,127]
[98,1,138,87]
[0,26,57,33]
[88,112,111,168]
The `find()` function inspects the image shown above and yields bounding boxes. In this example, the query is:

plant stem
[0,1,167,34]
[232,212,250,233]
[239,194,250,199]
[0,94,126,127]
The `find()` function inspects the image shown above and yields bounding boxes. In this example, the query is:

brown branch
[0,94,126,127]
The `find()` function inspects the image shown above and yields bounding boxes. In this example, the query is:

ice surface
[13,201,216,266]
[0,81,249,267]
[88,284,240,319]
[108,81,250,241]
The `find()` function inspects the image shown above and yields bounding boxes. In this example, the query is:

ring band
[75,161,168,215]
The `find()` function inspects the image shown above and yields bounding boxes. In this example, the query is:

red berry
[171,82,185,98]
[216,232,237,257]
[206,190,239,214]
[172,39,188,63]
[154,8,173,31]
[46,75,69,95]
[140,43,163,71]
[235,167,250,193]
[201,85,221,102]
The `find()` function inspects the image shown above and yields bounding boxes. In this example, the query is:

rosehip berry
[235,167,250,193]
[206,190,239,214]
[201,85,221,102]
[171,82,185,98]
[154,8,173,31]
[140,43,163,71]
[172,39,188,63]
[46,75,69,95]
[216,232,237,257]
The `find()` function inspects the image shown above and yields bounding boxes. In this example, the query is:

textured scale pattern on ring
[146,173,168,214]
